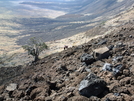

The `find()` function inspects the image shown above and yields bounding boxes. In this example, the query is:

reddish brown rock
[130,65,134,74]
[12,90,25,98]
[119,77,131,86]
[102,93,124,101]
[0,85,5,94]
[108,80,120,92]
[123,69,130,76]
[121,93,133,101]
[56,95,67,101]
[67,96,90,101]
[30,87,50,100]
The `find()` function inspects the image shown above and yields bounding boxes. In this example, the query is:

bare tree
[22,37,48,62]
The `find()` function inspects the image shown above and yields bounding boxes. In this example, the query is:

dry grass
[0,8,134,66]
[104,8,134,27]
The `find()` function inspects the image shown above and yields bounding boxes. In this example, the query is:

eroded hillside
[0,0,134,56]
[1,7,134,67]
[0,18,134,100]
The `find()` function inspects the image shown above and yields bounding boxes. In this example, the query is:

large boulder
[80,53,95,65]
[93,46,110,60]
[79,73,107,98]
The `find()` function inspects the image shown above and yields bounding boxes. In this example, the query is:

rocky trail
[0,20,134,101]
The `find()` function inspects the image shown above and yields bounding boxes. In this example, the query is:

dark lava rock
[108,45,114,50]
[102,63,124,77]
[112,56,123,62]
[0,95,4,101]
[97,39,107,45]
[112,64,124,76]
[79,73,107,98]
[102,63,113,72]
[80,53,95,65]
[25,86,37,95]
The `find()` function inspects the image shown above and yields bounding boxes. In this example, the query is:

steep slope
[19,0,133,14]
[0,0,134,56]
[0,18,134,100]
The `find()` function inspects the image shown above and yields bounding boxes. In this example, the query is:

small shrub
[22,37,48,62]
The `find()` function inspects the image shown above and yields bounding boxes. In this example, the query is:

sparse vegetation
[22,37,48,62]
[0,53,16,67]
[100,20,107,25]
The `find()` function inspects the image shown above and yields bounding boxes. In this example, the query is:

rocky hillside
[0,18,134,101]
[0,0,134,56]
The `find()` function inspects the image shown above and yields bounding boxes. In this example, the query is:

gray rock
[97,40,107,45]
[6,83,17,91]
[129,44,134,48]
[114,93,120,96]
[108,45,114,50]
[85,68,91,72]
[105,98,111,101]
[129,35,133,38]
[56,64,68,72]
[77,66,86,73]
[80,53,95,65]
[112,64,123,76]
[112,56,123,62]
[79,73,107,97]
[131,54,134,57]
[26,86,37,95]
[115,42,125,48]
[102,63,124,76]
[93,46,110,60]
[102,63,113,72]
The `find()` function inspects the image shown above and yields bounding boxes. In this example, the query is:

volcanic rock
[0,16,134,101]
[79,73,107,97]
[80,53,95,65]
[102,63,113,72]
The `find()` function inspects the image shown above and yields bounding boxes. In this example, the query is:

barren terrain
[0,1,134,101]
[0,16,134,101]
[1,7,134,67]
[0,0,133,57]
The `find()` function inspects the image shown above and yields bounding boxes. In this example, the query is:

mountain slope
[0,19,134,100]
[15,0,134,44]
[0,0,134,58]
[20,0,134,18]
